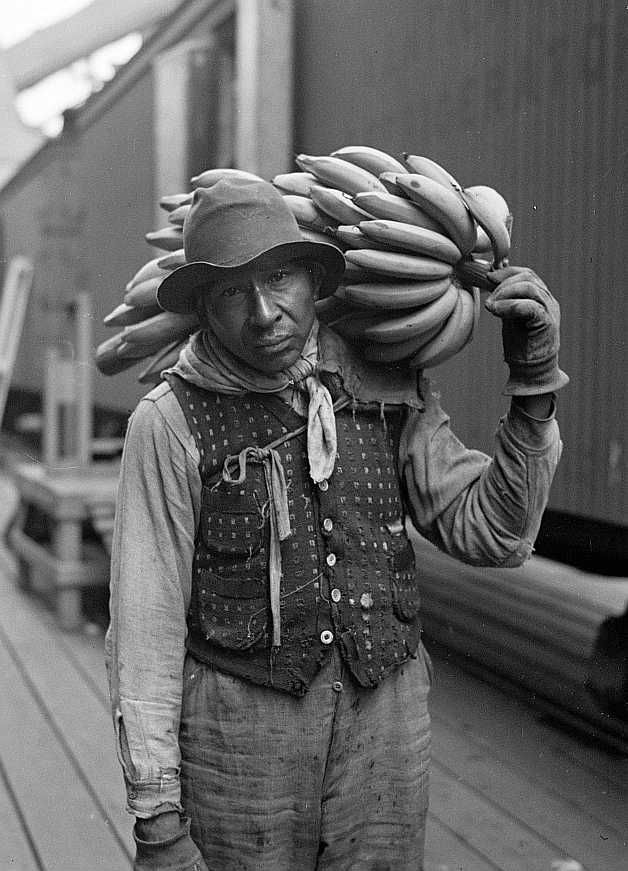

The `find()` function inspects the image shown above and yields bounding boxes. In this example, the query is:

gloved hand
[484,266,569,396]
[134,813,209,871]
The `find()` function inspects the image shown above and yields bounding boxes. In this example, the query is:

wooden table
[6,460,119,629]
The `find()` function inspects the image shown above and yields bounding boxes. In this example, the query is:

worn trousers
[178,642,433,870]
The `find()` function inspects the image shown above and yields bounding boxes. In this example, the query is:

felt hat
[157,177,345,314]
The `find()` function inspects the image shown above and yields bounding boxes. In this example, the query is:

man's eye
[268,269,290,284]
[221,286,243,298]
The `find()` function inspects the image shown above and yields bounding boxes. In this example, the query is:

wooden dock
[0,477,626,870]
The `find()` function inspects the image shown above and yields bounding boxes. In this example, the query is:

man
[106,177,567,870]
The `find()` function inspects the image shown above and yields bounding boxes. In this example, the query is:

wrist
[512,393,554,420]
[135,810,183,842]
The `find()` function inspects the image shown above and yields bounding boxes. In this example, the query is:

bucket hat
[157,177,345,314]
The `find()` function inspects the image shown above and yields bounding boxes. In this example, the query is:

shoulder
[127,381,197,459]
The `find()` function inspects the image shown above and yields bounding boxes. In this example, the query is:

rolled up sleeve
[105,387,201,817]
[400,379,562,567]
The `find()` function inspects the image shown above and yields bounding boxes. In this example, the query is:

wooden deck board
[0,764,42,871]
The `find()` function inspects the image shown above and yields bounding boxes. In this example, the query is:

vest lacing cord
[220,446,291,649]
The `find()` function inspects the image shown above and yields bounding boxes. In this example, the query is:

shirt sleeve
[104,386,201,818]
[399,378,563,567]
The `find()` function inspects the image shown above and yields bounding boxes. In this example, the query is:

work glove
[134,814,209,871]
[484,266,569,396]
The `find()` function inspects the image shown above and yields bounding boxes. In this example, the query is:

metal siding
[295,0,626,525]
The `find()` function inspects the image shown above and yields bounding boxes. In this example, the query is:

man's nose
[249,282,281,327]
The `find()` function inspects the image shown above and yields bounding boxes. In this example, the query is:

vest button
[326,553,337,567]
[331,588,341,603]
[318,479,329,491]
[320,630,334,645]
[322,517,334,533]
[332,680,344,693]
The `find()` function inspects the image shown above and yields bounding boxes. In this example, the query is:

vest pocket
[390,539,421,623]
[200,481,268,560]
[195,581,268,650]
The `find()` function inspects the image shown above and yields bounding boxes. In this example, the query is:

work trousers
[179,642,433,870]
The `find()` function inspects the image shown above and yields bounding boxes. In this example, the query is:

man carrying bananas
[106,177,567,870]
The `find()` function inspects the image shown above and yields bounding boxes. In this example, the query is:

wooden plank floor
[0,473,626,870]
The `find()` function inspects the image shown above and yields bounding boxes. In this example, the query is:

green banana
[395,174,476,255]
[272,171,319,197]
[362,322,443,363]
[282,194,331,231]
[335,275,451,310]
[353,191,445,233]
[157,250,186,269]
[159,192,193,212]
[334,225,388,250]
[120,311,199,357]
[104,301,162,327]
[359,220,462,264]
[459,186,511,266]
[95,332,141,375]
[330,145,407,176]
[310,185,373,225]
[296,154,387,195]
[191,168,263,188]
[361,281,459,344]
[345,248,453,281]
[402,153,462,190]
[145,226,184,252]
[127,257,170,289]
[124,276,163,308]
[167,204,191,227]
[409,286,475,368]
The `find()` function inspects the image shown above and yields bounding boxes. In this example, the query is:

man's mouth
[253,335,291,349]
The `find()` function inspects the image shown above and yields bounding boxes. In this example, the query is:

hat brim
[157,240,346,314]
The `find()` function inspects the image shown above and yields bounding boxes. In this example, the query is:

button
[323,517,334,533]
[332,680,344,693]
[326,553,337,567]
[360,592,373,609]
[331,588,341,603]
[319,479,329,491]
[320,630,334,645]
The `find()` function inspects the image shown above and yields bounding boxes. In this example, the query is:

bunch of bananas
[96,148,512,380]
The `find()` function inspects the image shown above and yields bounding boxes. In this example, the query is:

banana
[138,339,187,384]
[378,171,405,195]
[159,192,193,212]
[459,186,511,266]
[329,309,384,341]
[104,301,162,327]
[334,225,388,250]
[362,322,443,363]
[353,191,446,233]
[127,256,170,289]
[309,186,373,225]
[335,275,451,310]
[358,220,462,264]
[190,168,264,188]
[95,332,140,376]
[124,276,163,308]
[282,194,331,231]
[454,256,494,292]
[295,154,387,195]
[408,286,475,368]
[330,145,407,176]
[464,185,511,224]
[361,281,459,344]
[167,204,191,227]
[402,153,462,191]
[473,224,493,253]
[344,248,453,281]
[120,311,199,357]
[157,249,186,269]
[272,171,320,197]
[145,226,184,252]
[315,295,360,324]
[395,174,476,255]
[299,226,344,248]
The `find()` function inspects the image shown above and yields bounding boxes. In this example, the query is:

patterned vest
[167,374,422,697]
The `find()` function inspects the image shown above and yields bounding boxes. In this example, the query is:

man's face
[199,257,321,373]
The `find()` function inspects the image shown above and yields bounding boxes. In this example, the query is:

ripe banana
[145,226,184,252]
[104,301,162,327]
[190,168,264,188]
[157,249,186,269]
[408,286,475,368]
[124,276,163,308]
[159,192,193,212]
[395,174,476,255]
[359,220,462,264]
[127,256,169,289]
[353,191,445,233]
[282,194,331,231]
[138,339,187,385]
[299,226,344,248]
[361,281,459,344]
[334,225,387,250]
[315,294,360,324]
[459,186,510,266]
[272,171,320,197]
[330,145,407,176]
[362,322,443,363]
[168,204,191,227]
[120,311,199,357]
[335,275,451,310]
[310,186,373,225]
[330,309,386,340]
[295,154,387,195]
[345,248,453,281]
[402,153,462,191]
